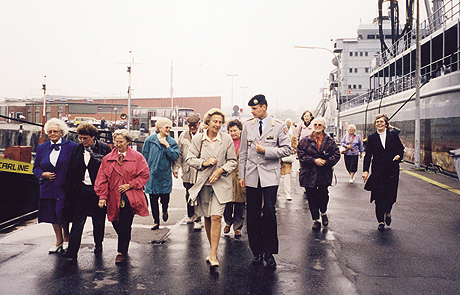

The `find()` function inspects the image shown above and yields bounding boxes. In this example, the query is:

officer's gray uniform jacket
[173,130,201,184]
[239,115,291,188]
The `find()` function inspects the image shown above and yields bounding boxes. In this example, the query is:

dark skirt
[344,155,359,173]
[38,198,66,224]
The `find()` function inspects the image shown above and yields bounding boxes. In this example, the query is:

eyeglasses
[47,130,61,134]
[313,124,323,127]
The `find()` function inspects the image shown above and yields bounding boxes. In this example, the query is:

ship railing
[374,0,460,69]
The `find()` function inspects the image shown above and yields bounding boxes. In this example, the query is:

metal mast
[127,51,133,132]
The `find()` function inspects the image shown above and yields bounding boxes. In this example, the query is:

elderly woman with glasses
[297,117,340,231]
[95,129,150,264]
[142,117,179,230]
[33,118,77,253]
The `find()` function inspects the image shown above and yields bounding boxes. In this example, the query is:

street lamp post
[295,45,341,138]
[227,74,238,116]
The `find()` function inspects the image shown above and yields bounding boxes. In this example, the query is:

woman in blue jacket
[142,118,179,230]
[33,118,77,253]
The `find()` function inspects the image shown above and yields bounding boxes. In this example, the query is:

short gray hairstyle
[311,117,327,128]
[44,118,68,136]
[113,129,132,142]
[155,117,173,133]
[348,124,356,130]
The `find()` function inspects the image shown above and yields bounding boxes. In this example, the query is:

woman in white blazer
[186,108,237,267]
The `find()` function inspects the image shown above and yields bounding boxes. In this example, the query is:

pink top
[233,137,241,154]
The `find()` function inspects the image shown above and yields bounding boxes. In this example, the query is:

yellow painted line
[402,169,460,195]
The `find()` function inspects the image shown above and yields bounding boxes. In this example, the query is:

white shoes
[194,222,203,231]
[286,194,292,201]
[62,242,69,251]
[48,243,63,253]
[349,179,354,184]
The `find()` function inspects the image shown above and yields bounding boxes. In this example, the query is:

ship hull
[339,71,460,173]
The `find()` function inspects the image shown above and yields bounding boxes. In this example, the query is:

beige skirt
[195,185,225,217]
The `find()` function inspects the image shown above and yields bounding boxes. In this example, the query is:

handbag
[340,146,349,154]
[281,154,296,163]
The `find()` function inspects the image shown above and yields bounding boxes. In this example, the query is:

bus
[132,107,195,132]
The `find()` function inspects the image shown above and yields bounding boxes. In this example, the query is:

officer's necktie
[259,120,263,135]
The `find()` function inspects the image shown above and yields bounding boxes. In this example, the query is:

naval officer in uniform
[239,94,291,269]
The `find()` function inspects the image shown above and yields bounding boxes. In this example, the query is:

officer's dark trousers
[305,186,329,220]
[112,193,134,255]
[246,182,279,255]
[67,184,106,256]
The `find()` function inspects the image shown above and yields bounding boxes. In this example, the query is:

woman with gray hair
[186,108,237,267]
[142,117,179,230]
[297,117,340,231]
[95,128,150,264]
[340,124,363,183]
[33,118,77,253]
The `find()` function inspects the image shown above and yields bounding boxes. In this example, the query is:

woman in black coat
[62,123,112,259]
[298,117,340,231]
[362,114,404,231]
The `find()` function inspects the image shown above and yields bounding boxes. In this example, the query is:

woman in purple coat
[340,124,363,183]
[297,117,340,231]
[33,118,77,253]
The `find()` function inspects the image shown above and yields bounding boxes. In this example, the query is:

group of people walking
[33,94,404,268]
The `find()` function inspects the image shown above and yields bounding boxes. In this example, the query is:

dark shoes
[234,229,242,238]
[378,223,385,231]
[115,253,125,264]
[223,224,231,234]
[312,221,321,231]
[151,224,159,230]
[385,214,392,226]
[162,212,169,222]
[264,254,277,269]
[321,214,329,226]
[61,250,77,261]
[252,254,264,266]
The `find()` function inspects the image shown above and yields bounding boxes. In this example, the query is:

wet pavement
[1,159,460,294]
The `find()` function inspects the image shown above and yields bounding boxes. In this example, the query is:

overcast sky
[1,0,381,113]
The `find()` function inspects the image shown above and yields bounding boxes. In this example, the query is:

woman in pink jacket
[95,129,150,264]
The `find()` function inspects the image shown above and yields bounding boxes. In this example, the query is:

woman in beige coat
[186,108,237,267]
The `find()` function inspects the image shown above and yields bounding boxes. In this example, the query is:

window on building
[365,67,369,73]
[385,35,392,39]
[353,85,357,89]
[358,85,362,89]
[365,52,368,56]
[360,52,363,56]
[354,68,358,73]
[355,52,358,56]
[349,52,353,57]
[349,68,353,73]
[348,85,352,89]
[367,35,376,39]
